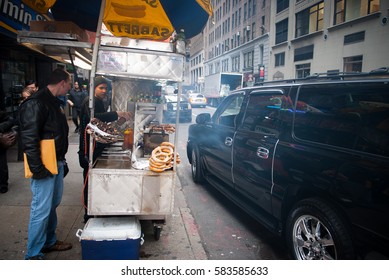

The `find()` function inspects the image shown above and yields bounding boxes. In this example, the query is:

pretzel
[149,142,180,172]
[151,147,171,163]
[149,158,167,169]
[161,142,174,149]
[148,165,165,173]
[161,146,174,155]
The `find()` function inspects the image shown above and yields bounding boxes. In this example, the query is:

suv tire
[286,198,355,260]
[191,145,205,183]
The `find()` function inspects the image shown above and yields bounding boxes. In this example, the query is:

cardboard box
[77,217,142,260]
[29,20,89,42]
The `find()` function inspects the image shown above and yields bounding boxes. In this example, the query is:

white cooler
[76,217,143,260]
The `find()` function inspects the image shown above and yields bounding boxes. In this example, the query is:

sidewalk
[0,121,206,260]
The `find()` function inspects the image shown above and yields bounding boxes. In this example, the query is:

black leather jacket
[19,87,69,176]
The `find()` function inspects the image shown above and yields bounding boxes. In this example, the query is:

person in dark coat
[25,80,39,93]
[78,76,131,222]
[68,81,87,133]
[0,111,16,193]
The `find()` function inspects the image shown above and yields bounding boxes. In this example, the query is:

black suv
[186,70,389,260]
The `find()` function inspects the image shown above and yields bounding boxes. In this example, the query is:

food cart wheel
[153,224,162,241]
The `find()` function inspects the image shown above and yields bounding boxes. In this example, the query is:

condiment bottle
[122,128,133,150]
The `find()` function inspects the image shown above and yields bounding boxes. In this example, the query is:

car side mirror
[196,113,211,124]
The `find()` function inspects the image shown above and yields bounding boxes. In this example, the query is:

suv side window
[215,93,244,127]
[294,82,389,156]
[241,90,284,135]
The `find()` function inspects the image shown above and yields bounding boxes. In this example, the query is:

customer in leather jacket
[19,68,72,260]
[20,87,69,178]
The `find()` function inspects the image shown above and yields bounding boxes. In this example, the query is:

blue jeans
[25,161,65,259]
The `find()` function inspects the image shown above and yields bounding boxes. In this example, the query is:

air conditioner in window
[246,25,250,31]
[236,31,240,36]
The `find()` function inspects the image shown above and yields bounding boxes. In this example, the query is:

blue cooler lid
[81,217,141,241]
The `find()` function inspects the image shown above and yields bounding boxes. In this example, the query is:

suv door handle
[257,147,269,159]
[225,137,233,146]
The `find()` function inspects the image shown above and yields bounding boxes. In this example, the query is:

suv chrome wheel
[286,198,355,260]
[292,215,336,260]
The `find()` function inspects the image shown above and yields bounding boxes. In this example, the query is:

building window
[216,61,221,73]
[244,51,254,70]
[275,18,288,44]
[294,45,314,62]
[295,2,324,38]
[244,2,247,21]
[252,22,256,39]
[344,31,365,44]
[343,55,363,72]
[296,63,311,78]
[232,55,240,72]
[208,64,213,76]
[259,45,264,65]
[248,0,253,18]
[334,0,380,25]
[275,52,285,67]
[277,0,289,13]
[222,59,229,72]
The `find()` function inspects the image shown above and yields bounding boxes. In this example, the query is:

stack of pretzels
[149,142,181,173]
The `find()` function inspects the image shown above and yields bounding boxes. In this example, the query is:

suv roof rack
[253,67,389,86]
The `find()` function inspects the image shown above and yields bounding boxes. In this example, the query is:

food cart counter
[87,144,174,218]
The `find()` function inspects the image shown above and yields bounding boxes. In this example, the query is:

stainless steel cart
[86,33,184,240]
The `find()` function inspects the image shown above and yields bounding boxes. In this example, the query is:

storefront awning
[17,31,93,70]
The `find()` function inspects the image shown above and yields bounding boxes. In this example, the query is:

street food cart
[86,35,185,240]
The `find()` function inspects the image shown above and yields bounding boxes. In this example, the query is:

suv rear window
[293,82,389,156]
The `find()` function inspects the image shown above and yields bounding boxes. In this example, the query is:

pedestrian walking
[78,76,131,222]
[68,81,87,133]
[19,68,72,260]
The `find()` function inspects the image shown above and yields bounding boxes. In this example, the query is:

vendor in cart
[78,76,132,223]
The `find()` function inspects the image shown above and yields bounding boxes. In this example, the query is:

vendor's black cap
[94,76,108,88]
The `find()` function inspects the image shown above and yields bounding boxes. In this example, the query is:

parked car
[189,93,207,108]
[163,94,192,123]
[187,69,389,260]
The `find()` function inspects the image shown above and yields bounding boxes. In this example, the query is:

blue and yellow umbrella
[22,0,213,41]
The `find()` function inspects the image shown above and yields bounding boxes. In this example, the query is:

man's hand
[117,111,133,121]
[32,167,53,179]
[63,162,69,178]
[0,132,17,148]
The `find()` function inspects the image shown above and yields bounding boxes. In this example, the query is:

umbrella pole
[88,0,107,168]
[67,48,79,82]
[89,0,106,119]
